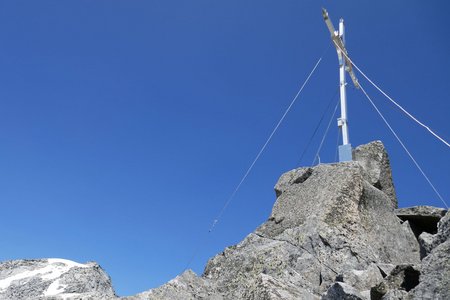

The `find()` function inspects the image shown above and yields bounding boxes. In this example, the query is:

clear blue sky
[0,1,449,296]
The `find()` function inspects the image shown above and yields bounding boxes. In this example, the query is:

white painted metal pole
[322,8,354,161]
[338,18,350,146]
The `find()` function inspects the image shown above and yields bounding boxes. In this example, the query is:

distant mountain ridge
[1,141,448,299]
[0,258,114,299]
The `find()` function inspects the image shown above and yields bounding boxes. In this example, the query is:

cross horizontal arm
[322,8,360,89]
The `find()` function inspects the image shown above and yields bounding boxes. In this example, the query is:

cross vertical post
[322,8,359,162]
[337,18,352,161]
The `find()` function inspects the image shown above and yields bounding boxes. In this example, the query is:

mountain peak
[1,141,448,299]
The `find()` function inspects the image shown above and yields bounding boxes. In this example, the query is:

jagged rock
[409,239,450,300]
[322,282,365,300]
[259,162,419,264]
[274,167,313,198]
[241,273,318,300]
[0,259,116,300]
[353,140,397,209]
[417,209,449,257]
[394,204,447,258]
[376,264,396,278]
[202,231,320,299]
[395,206,447,224]
[370,264,420,300]
[431,210,450,247]
[395,206,447,236]
[372,211,450,299]
[340,263,383,292]
[380,289,408,300]
[126,141,419,299]
[200,142,419,298]
[408,211,450,300]
[418,232,435,257]
[122,270,221,300]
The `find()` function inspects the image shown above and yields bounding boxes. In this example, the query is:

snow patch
[44,279,67,296]
[47,258,87,269]
[0,258,88,295]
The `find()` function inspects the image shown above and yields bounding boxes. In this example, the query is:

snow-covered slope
[0,258,115,299]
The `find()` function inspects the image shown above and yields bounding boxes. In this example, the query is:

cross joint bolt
[337,118,347,127]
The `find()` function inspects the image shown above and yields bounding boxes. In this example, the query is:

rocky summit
[1,141,448,300]
[0,259,115,300]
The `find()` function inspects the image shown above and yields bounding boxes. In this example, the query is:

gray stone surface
[409,240,450,300]
[408,211,450,300]
[259,162,419,265]
[418,232,435,257]
[432,210,450,247]
[240,273,318,300]
[395,206,447,236]
[322,282,365,300]
[340,263,383,292]
[415,209,450,258]
[197,142,419,299]
[353,140,397,209]
[395,206,447,222]
[122,270,221,300]
[124,141,420,300]
[381,289,408,300]
[370,264,420,300]
[376,264,396,278]
[371,211,450,300]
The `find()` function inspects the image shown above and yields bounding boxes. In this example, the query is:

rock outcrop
[370,264,420,300]
[395,205,448,259]
[353,140,398,209]
[322,282,365,300]
[0,141,448,300]
[0,259,116,300]
[395,206,447,236]
[193,141,421,300]
[123,270,222,300]
[408,211,450,299]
